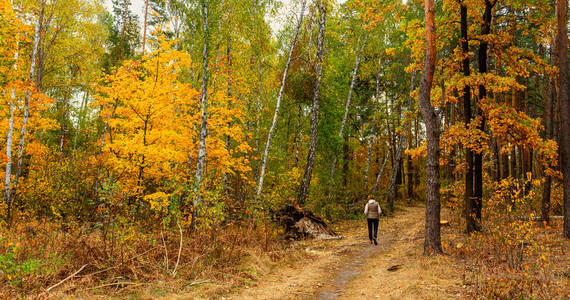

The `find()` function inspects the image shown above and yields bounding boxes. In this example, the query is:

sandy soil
[227,205,465,300]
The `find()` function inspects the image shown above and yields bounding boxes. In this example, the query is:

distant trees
[0,0,569,243]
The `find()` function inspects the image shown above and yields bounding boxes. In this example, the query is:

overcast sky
[103,0,301,35]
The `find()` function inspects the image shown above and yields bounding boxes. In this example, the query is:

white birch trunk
[297,0,327,206]
[4,41,19,207]
[192,0,210,226]
[9,16,41,210]
[73,91,89,150]
[256,0,306,197]
[363,136,374,193]
[329,35,367,180]
[294,102,302,166]
[94,122,108,199]
[372,150,390,194]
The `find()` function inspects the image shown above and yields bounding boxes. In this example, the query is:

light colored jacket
[364,199,381,219]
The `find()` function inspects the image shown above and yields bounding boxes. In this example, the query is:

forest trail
[228,205,464,300]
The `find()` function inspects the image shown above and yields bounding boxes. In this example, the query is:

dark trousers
[367,218,379,241]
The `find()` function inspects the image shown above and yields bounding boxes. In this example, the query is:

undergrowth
[0,218,299,298]
[443,176,569,299]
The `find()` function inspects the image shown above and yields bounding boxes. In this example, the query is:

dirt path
[228,205,464,300]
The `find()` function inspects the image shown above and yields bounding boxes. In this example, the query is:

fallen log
[274,205,339,240]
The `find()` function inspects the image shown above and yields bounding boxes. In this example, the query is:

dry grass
[2,203,568,299]
[0,219,306,299]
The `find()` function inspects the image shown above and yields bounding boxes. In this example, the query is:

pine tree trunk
[193,0,210,228]
[542,47,555,224]
[554,0,570,238]
[419,0,442,255]
[297,0,326,206]
[142,0,149,55]
[474,0,493,221]
[257,0,306,197]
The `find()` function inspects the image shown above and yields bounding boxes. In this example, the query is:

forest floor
[162,204,468,299]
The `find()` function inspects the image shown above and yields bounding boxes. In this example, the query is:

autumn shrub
[468,176,565,299]
[0,213,292,298]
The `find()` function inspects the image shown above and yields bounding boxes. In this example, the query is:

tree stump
[275,205,339,240]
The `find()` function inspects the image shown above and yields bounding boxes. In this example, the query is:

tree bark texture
[542,47,556,224]
[297,0,326,206]
[193,0,210,227]
[419,0,442,254]
[474,0,494,220]
[554,0,569,238]
[461,2,477,233]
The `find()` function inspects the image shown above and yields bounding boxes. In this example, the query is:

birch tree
[363,135,373,193]
[192,0,210,227]
[297,0,327,206]
[5,12,41,221]
[257,0,306,197]
[329,35,367,183]
[372,150,390,194]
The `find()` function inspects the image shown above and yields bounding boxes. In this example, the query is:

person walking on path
[364,195,381,245]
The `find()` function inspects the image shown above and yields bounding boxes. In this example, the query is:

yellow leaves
[405,143,426,160]
[478,98,558,171]
[441,119,489,157]
[145,192,171,211]
[93,32,252,202]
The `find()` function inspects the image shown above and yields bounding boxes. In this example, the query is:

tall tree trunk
[372,150,390,194]
[193,0,210,228]
[297,0,326,206]
[94,122,108,200]
[4,40,19,215]
[74,91,89,150]
[554,0,570,238]
[364,136,374,193]
[342,132,349,188]
[387,70,416,211]
[7,13,42,221]
[407,120,413,199]
[542,46,555,225]
[142,0,149,55]
[474,0,494,221]
[419,0,442,255]
[294,102,302,166]
[224,9,233,196]
[330,35,367,182]
[257,0,306,197]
